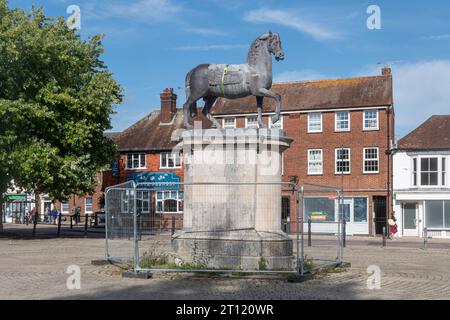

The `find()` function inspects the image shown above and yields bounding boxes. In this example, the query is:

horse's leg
[202,96,221,128]
[257,88,281,125]
[256,96,266,128]
[183,101,192,129]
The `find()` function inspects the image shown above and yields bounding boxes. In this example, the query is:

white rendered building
[393,115,450,238]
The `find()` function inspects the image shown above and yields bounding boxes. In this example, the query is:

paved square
[0,226,449,300]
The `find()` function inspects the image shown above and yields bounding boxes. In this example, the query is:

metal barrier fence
[300,184,344,272]
[104,181,345,276]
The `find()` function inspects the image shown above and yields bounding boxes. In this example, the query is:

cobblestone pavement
[0,226,449,300]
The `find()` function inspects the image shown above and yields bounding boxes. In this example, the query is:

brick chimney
[160,88,177,123]
[381,67,391,76]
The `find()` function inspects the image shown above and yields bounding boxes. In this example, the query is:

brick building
[55,69,394,236]
[211,68,395,235]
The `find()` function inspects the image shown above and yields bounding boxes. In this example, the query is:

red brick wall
[218,108,393,235]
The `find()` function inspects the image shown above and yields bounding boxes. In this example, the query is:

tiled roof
[114,109,211,151]
[211,75,393,115]
[397,115,450,151]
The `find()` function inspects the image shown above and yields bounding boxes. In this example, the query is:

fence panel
[104,181,344,275]
[300,184,344,272]
[105,180,136,263]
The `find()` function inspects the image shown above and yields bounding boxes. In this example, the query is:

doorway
[373,196,387,235]
[403,203,419,236]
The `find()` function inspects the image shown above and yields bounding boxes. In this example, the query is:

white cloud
[393,60,450,135]
[243,8,340,41]
[422,34,450,40]
[174,44,247,51]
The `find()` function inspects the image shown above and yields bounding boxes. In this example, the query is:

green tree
[0,1,123,230]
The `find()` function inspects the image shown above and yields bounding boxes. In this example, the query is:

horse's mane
[246,37,268,65]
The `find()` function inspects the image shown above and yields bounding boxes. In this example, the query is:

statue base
[172,128,294,271]
[172,229,293,270]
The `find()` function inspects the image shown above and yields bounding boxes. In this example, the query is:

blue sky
[9,0,450,137]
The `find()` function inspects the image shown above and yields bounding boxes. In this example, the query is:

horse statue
[182,31,285,129]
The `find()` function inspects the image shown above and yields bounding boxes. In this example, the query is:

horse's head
[260,31,284,61]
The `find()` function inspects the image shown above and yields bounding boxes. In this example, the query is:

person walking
[29,207,37,225]
[44,207,51,223]
[51,208,59,225]
[388,217,398,240]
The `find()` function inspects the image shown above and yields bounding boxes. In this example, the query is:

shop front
[394,192,450,238]
[303,196,369,235]
[3,194,35,224]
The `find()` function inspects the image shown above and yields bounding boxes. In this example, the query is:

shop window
[353,198,368,222]
[156,191,183,213]
[304,198,335,222]
[425,201,443,228]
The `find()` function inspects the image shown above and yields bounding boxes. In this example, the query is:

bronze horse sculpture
[183,31,285,129]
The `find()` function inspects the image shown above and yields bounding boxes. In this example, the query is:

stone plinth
[172,128,294,270]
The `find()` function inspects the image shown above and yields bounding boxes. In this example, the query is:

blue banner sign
[126,172,181,190]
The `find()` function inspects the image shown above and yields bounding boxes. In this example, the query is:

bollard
[171,215,176,236]
[423,227,428,250]
[343,220,347,248]
[32,213,38,238]
[382,226,386,247]
[70,215,73,229]
[57,211,62,237]
[308,218,312,247]
[84,214,88,238]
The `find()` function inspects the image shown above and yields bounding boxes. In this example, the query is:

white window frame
[245,116,259,128]
[160,152,182,169]
[412,157,418,186]
[269,115,283,129]
[308,112,322,133]
[222,117,236,129]
[363,147,379,174]
[126,153,146,170]
[137,191,150,214]
[363,110,379,131]
[442,157,447,187]
[308,149,323,175]
[84,196,93,213]
[156,191,183,214]
[61,201,69,213]
[335,111,350,132]
[335,148,351,175]
[419,157,440,187]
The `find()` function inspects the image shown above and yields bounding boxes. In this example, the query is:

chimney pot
[382,67,391,76]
